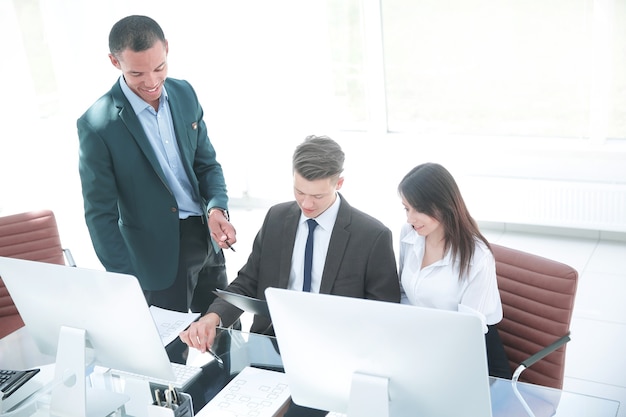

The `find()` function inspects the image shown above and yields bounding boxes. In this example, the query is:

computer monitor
[265,288,494,417]
[0,256,176,417]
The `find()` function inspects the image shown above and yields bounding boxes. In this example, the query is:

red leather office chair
[492,243,578,390]
[0,209,75,338]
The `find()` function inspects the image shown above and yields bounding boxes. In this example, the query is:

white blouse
[398,223,503,332]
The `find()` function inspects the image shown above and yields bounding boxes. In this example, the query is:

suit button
[171,207,177,213]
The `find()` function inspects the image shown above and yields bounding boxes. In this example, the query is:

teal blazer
[77,78,228,291]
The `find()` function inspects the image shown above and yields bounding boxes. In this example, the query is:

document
[197,366,291,417]
[149,306,200,346]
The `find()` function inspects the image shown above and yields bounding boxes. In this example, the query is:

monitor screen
[0,256,176,415]
[265,288,493,417]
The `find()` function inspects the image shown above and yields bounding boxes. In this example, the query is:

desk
[0,327,619,417]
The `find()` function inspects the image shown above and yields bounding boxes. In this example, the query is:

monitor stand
[347,372,389,417]
[41,326,129,417]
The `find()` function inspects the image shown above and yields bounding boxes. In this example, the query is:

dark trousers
[145,217,228,364]
[144,216,228,313]
[486,324,513,379]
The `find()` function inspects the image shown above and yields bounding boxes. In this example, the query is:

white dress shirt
[288,194,341,293]
[398,223,503,332]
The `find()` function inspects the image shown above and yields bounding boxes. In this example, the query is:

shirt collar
[401,224,454,266]
[400,223,420,245]
[300,192,341,232]
[118,76,169,115]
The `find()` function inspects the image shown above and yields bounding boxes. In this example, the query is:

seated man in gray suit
[180,135,400,416]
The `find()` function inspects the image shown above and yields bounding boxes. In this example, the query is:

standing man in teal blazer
[77,15,236,314]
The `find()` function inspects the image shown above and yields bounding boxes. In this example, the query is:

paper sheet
[149,306,200,346]
[197,366,290,417]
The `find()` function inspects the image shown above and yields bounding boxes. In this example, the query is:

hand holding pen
[207,209,237,252]
[208,347,224,366]
[224,240,235,252]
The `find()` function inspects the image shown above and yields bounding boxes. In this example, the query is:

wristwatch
[208,207,229,221]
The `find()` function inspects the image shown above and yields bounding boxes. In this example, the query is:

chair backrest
[492,243,578,390]
[0,210,67,338]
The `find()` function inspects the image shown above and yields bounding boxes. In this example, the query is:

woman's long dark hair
[398,163,490,279]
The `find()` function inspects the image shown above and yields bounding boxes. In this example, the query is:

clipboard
[213,289,271,317]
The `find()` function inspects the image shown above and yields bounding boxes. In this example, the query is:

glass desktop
[0,326,619,417]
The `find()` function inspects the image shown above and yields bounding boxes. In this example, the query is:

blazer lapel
[112,83,169,187]
[167,93,195,181]
[319,194,351,294]
[277,204,300,289]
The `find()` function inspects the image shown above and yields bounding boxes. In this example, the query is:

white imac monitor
[265,288,493,417]
[0,256,176,417]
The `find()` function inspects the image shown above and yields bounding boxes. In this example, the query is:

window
[325,0,624,141]
[609,0,626,139]
[381,0,591,138]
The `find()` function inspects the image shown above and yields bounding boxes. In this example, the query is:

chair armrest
[513,333,571,383]
[63,249,76,267]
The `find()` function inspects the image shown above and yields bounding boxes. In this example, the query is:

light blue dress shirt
[119,77,203,219]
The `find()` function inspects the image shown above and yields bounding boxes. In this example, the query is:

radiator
[460,177,626,233]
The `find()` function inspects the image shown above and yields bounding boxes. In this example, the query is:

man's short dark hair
[293,135,345,181]
[109,15,165,57]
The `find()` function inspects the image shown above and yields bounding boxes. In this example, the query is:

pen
[165,388,172,408]
[170,385,179,405]
[224,239,236,252]
[208,347,224,365]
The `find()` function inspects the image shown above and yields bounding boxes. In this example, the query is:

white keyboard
[111,362,202,389]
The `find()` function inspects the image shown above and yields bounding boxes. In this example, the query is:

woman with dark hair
[398,162,512,379]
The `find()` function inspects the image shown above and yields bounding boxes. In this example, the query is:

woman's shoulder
[472,238,494,264]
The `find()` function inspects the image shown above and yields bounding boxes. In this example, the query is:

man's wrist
[208,207,229,221]
[201,312,222,326]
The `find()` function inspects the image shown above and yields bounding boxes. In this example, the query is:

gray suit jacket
[208,194,400,334]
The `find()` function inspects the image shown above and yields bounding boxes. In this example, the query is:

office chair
[492,243,578,390]
[0,209,75,338]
